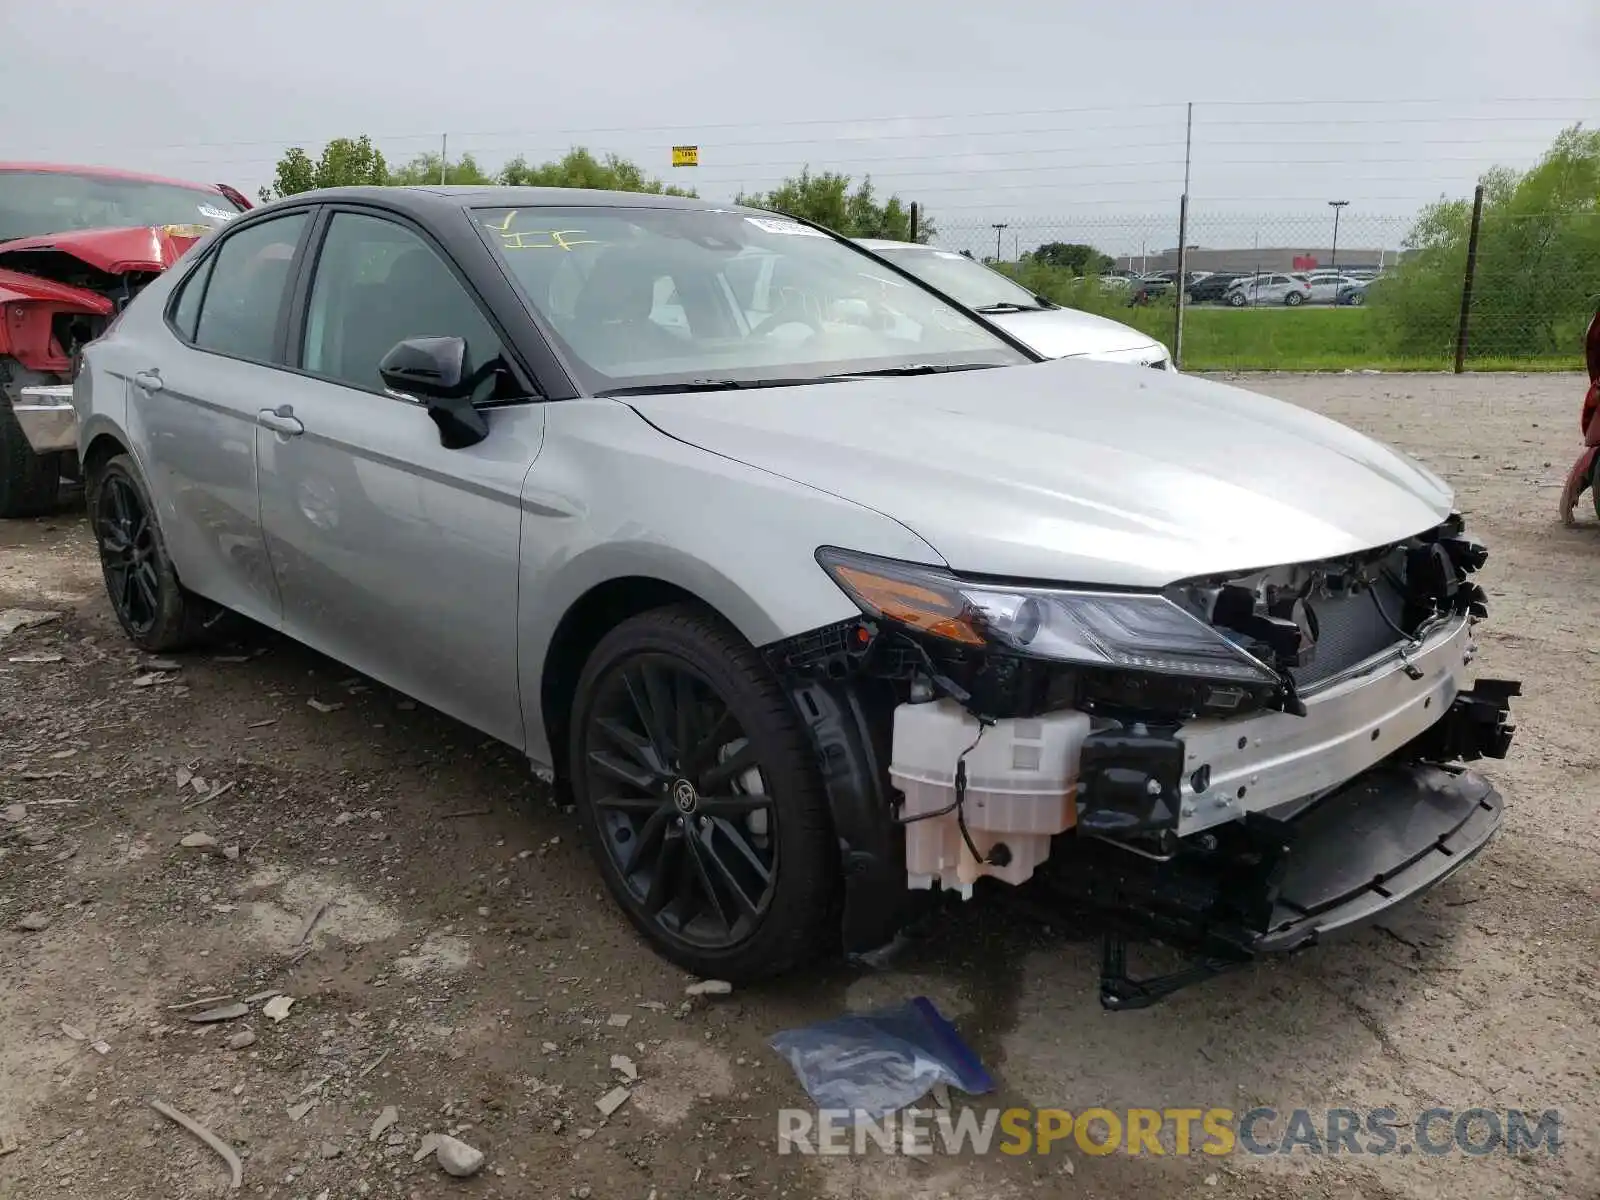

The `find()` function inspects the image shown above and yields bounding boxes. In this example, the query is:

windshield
[476,207,1030,393]
[871,244,1045,311]
[0,170,243,242]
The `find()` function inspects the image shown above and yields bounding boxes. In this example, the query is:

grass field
[1106,305,1586,372]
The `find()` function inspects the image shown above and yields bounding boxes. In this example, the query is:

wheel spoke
[99,522,130,555]
[625,665,675,766]
[700,740,760,792]
[695,794,771,817]
[625,804,674,877]
[640,827,682,915]
[109,480,131,526]
[683,829,732,930]
[673,670,697,769]
[587,748,657,793]
[706,820,768,915]
[681,708,738,779]
[133,562,160,618]
[593,794,662,814]
[670,828,701,920]
[595,716,665,778]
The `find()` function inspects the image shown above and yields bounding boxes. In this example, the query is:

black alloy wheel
[89,453,217,652]
[569,606,835,981]
[96,471,161,638]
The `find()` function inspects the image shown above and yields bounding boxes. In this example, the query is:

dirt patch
[2,372,1596,1199]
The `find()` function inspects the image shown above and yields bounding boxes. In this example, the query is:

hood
[985,306,1166,361]
[0,224,206,277]
[628,358,1455,588]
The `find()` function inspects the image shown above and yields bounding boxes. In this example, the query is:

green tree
[1386,124,1600,359]
[736,167,933,241]
[387,151,496,186]
[1028,241,1113,275]
[259,135,390,203]
[496,147,694,195]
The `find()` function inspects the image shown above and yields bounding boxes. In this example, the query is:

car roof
[282,184,770,217]
[0,161,225,193]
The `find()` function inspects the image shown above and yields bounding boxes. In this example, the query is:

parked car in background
[53,185,1517,1009]
[2,162,250,516]
[1226,273,1312,307]
[856,238,1173,369]
[1336,280,1370,306]
[1306,274,1363,305]
[1187,272,1250,303]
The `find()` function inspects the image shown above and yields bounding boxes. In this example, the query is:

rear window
[0,170,243,242]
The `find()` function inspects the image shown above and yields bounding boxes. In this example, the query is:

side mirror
[379,336,489,450]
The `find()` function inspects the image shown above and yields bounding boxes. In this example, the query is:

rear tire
[0,362,64,518]
[568,605,837,983]
[1285,291,1305,307]
[87,453,217,652]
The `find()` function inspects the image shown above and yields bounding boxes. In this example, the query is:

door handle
[133,369,164,393]
[257,405,304,436]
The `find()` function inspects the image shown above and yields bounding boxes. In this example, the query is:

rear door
[127,209,311,626]
[255,206,544,746]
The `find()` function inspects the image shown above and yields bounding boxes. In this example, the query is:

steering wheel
[755,290,825,338]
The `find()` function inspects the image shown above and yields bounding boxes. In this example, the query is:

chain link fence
[930,206,1599,372]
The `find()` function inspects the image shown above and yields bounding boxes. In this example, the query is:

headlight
[817,548,1278,684]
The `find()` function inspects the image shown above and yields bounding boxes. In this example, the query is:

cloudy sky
[8,0,1599,254]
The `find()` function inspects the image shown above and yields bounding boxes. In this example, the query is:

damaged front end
[766,513,1518,1008]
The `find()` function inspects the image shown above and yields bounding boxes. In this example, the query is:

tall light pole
[1327,200,1349,273]
[992,223,1009,262]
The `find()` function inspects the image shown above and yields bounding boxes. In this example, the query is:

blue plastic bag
[768,996,995,1119]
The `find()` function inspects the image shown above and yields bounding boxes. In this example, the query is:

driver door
[255,208,544,746]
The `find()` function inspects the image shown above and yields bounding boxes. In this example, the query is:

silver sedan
[42,187,1516,1007]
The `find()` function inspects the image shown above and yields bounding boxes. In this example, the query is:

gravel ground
[1,372,1596,1200]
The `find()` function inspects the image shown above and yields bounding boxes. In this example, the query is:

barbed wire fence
[23,96,1600,372]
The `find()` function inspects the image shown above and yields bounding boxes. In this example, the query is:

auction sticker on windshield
[745,216,827,237]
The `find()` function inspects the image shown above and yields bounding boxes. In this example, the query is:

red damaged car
[0,163,251,516]
[1559,306,1600,526]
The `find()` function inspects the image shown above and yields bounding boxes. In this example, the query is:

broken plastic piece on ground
[768,996,993,1119]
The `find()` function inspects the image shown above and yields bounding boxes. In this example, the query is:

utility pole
[1173,101,1194,370]
[440,134,449,185]
[992,223,1009,262]
[1327,200,1349,272]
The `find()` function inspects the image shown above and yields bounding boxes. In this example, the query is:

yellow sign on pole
[671,145,699,168]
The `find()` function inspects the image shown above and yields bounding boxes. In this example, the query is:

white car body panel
[854,238,1173,368]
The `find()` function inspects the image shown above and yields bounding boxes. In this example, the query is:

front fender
[515,399,944,769]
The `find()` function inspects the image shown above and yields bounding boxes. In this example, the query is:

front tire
[568,605,837,982]
[0,362,64,518]
[1228,292,1247,307]
[87,454,214,652]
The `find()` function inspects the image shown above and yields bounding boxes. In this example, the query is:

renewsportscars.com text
[777,1106,1563,1158]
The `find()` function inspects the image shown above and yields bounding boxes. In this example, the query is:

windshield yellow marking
[496,228,600,251]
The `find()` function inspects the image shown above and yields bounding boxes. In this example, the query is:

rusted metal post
[1455,183,1486,374]
[909,202,919,244]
